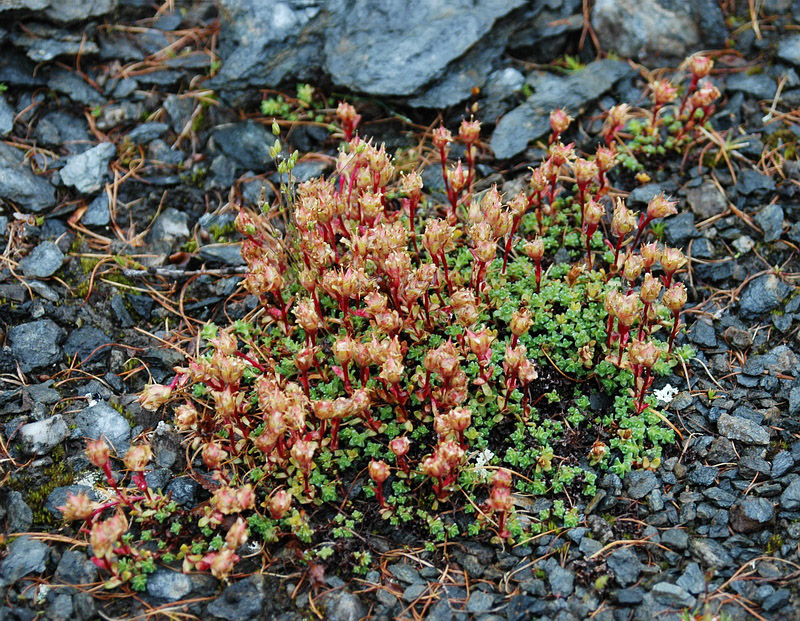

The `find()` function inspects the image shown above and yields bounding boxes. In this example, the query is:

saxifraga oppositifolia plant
[61,56,716,589]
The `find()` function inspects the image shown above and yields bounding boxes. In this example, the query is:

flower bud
[660,247,687,274]
[295,347,316,372]
[86,438,111,468]
[622,254,643,283]
[206,547,239,580]
[640,272,663,304]
[291,439,317,472]
[175,403,198,430]
[573,158,598,188]
[549,108,572,136]
[510,308,533,337]
[595,146,617,173]
[389,436,410,457]
[369,459,390,484]
[58,491,98,521]
[611,292,640,327]
[628,339,660,368]
[646,194,678,220]
[379,355,405,384]
[491,468,512,489]
[459,118,481,144]
[269,490,292,519]
[123,444,152,472]
[689,54,713,79]
[663,283,687,313]
[226,517,249,549]
[640,242,660,270]
[202,442,227,470]
[432,126,453,151]
[523,238,544,261]
[650,79,678,106]
[139,383,172,411]
[332,336,356,366]
[611,198,636,238]
[584,199,605,228]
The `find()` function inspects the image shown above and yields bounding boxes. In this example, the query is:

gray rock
[22,0,115,24]
[19,241,65,278]
[685,180,727,220]
[388,563,423,584]
[726,73,777,100]
[615,587,644,604]
[326,0,523,98]
[165,477,200,507]
[402,583,426,602]
[773,450,794,477]
[47,69,105,105]
[147,569,194,601]
[74,402,131,455]
[18,414,69,455]
[64,326,111,362]
[9,319,65,373]
[11,25,100,63]
[491,60,631,158]
[591,0,725,60]
[199,243,245,266]
[717,412,769,445]
[0,490,32,532]
[690,538,734,568]
[677,562,705,595]
[34,110,91,153]
[738,274,790,317]
[688,465,717,486]
[211,0,324,96]
[730,498,774,533]
[60,142,117,194]
[211,121,273,171]
[466,590,496,613]
[688,320,716,348]
[548,565,574,597]
[82,194,110,227]
[625,470,657,499]
[661,528,688,551]
[736,168,776,196]
[652,582,695,609]
[780,478,800,510]
[755,203,783,242]
[777,34,800,67]
[607,547,642,586]
[0,536,48,584]
[664,211,700,246]
[127,122,169,145]
[791,380,800,416]
[148,207,190,246]
[763,588,790,612]
[54,549,98,586]
[0,144,57,212]
[627,183,663,206]
[207,574,265,621]
[0,95,13,137]
[321,588,367,621]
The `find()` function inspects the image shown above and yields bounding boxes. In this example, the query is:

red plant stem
[235,351,267,373]
[668,311,681,353]
[373,483,387,508]
[503,216,522,273]
[330,419,340,451]
[630,213,652,250]
[679,75,698,117]
[616,325,630,365]
[606,314,616,348]
[102,463,136,510]
[438,252,454,295]
[534,259,542,293]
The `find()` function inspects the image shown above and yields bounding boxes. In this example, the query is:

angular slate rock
[491,60,631,158]
[60,142,117,194]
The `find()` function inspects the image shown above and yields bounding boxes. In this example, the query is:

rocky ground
[1,0,800,620]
